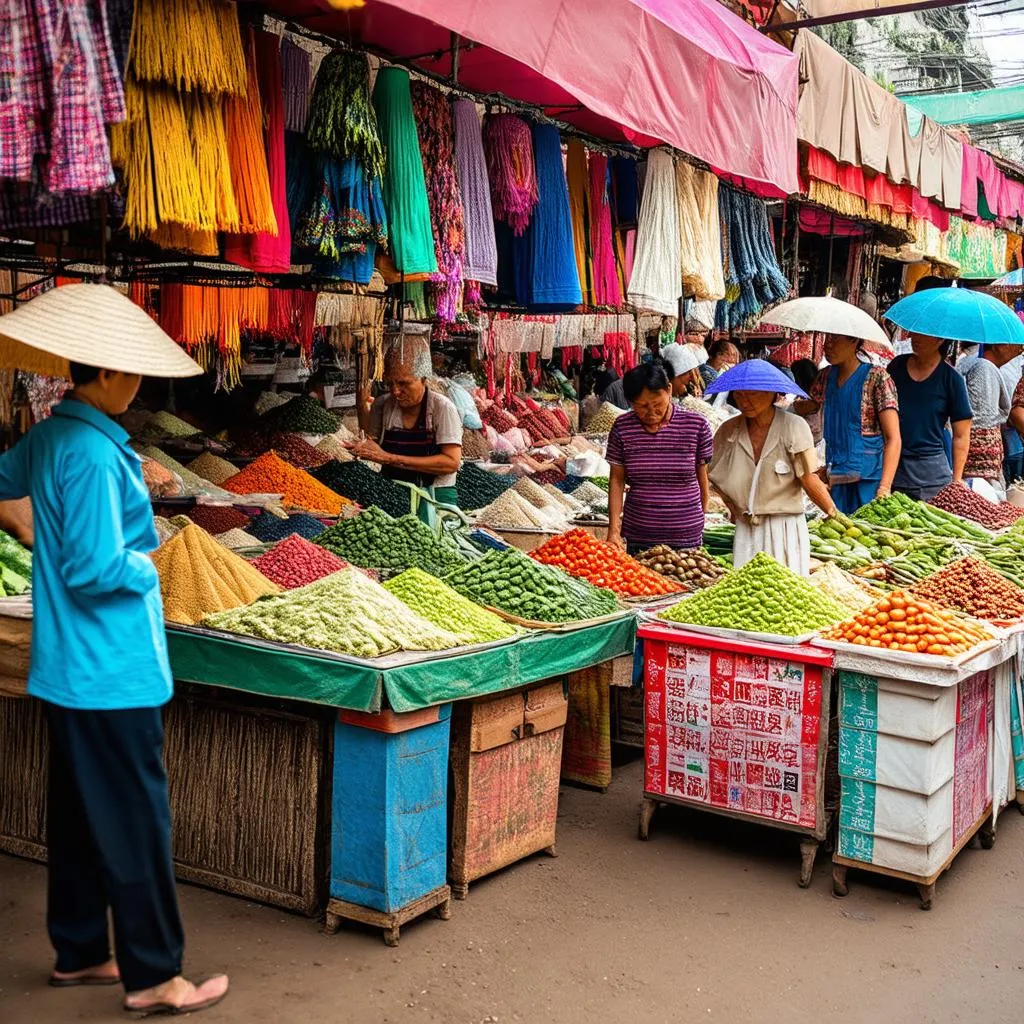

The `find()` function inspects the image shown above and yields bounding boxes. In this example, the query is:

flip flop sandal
[123,975,228,1018]
[50,971,121,988]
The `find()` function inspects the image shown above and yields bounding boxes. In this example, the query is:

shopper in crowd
[606,362,713,555]
[790,358,824,448]
[354,338,463,513]
[793,337,901,513]
[702,339,740,386]
[1011,373,1024,486]
[0,286,228,1016]
[955,343,1012,486]
[886,333,972,501]
[660,342,705,398]
[600,373,629,410]
[707,360,838,576]
[972,344,1024,485]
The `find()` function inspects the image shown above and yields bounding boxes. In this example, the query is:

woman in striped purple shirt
[606,362,713,554]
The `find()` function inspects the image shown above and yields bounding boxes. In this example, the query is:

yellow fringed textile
[115,79,158,237]
[128,0,247,96]
[223,30,278,236]
[185,93,240,233]
[148,222,219,256]
[146,86,210,231]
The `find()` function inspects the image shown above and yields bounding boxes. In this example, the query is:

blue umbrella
[703,359,809,399]
[883,286,1024,345]
[991,268,1024,291]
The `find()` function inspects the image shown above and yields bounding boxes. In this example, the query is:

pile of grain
[571,481,609,508]
[151,524,280,625]
[135,410,200,440]
[585,402,624,434]
[222,452,349,515]
[461,428,491,460]
[187,451,241,485]
[254,391,294,416]
[314,434,355,462]
[215,528,261,550]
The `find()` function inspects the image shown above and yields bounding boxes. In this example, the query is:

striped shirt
[606,406,713,549]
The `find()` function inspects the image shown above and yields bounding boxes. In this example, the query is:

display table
[637,623,834,887]
[828,637,1017,909]
[449,679,567,898]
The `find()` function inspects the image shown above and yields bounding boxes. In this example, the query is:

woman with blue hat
[707,360,838,576]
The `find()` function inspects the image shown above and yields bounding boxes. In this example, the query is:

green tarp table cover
[167,615,637,713]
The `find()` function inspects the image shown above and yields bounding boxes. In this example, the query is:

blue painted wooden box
[331,704,451,913]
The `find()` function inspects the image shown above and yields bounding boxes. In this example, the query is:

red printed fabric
[1013,374,1024,411]
[810,365,898,439]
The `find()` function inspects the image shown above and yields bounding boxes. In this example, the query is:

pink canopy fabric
[265,0,800,197]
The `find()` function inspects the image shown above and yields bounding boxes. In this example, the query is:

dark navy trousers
[44,702,184,992]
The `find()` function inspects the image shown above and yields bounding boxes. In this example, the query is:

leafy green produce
[443,548,618,623]
[312,460,411,517]
[808,515,908,567]
[455,463,517,511]
[659,552,845,636]
[384,568,518,644]
[315,507,465,574]
[854,492,989,542]
[0,528,32,588]
[203,569,461,658]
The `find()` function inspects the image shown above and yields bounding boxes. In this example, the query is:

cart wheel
[384,926,400,947]
[798,839,818,889]
[980,823,996,850]
[544,844,558,859]
[917,883,935,911]
[323,912,341,936]
[831,864,848,899]
[435,899,452,921]
[451,882,469,901]
[638,798,658,841]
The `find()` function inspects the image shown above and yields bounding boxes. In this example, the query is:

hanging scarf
[410,81,465,323]
[566,141,593,306]
[452,98,497,286]
[280,37,311,133]
[627,150,681,317]
[483,113,538,236]
[676,160,725,302]
[588,153,621,307]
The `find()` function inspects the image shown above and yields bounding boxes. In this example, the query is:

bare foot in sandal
[50,958,121,987]
[123,974,229,1017]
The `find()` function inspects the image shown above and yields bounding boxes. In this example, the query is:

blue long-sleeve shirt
[0,399,171,709]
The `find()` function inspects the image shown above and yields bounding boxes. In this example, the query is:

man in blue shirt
[0,285,227,1017]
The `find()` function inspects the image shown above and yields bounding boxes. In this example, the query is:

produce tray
[813,635,1003,670]
[643,617,819,647]
[482,605,633,633]
[169,623,521,670]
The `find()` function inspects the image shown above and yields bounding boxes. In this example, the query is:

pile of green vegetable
[203,569,461,658]
[455,463,517,511]
[315,507,465,575]
[702,524,735,558]
[0,529,31,596]
[312,460,411,517]
[383,568,518,644]
[808,514,908,567]
[974,530,1024,589]
[443,548,618,623]
[258,394,340,435]
[659,552,845,636]
[854,492,989,542]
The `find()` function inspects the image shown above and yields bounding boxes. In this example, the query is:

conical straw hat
[0,283,202,378]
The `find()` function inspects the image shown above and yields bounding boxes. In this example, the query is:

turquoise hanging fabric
[372,67,437,276]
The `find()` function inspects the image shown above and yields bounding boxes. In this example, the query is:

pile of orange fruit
[822,590,991,657]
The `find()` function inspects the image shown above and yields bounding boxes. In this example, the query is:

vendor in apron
[793,334,901,515]
[706,360,838,577]
[351,338,462,519]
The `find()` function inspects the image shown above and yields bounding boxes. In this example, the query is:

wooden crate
[562,657,635,789]
[0,687,332,916]
[449,681,567,898]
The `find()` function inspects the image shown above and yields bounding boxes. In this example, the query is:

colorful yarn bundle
[452,99,498,287]
[715,186,790,331]
[224,30,290,272]
[410,82,465,323]
[483,114,538,236]
[588,154,622,306]
[566,141,593,305]
[676,161,725,302]
[516,123,582,310]
[372,67,437,276]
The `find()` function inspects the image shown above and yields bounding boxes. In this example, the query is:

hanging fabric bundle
[410,81,465,323]
[224,30,291,272]
[566,141,593,306]
[517,123,582,311]
[128,0,247,94]
[452,99,498,288]
[223,27,278,236]
[372,66,437,276]
[483,113,538,236]
[675,161,725,302]
[280,37,312,134]
[627,150,681,317]
[306,51,384,181]
[588,153,622,307]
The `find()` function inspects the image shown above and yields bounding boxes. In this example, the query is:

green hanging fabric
[372,67,438,276]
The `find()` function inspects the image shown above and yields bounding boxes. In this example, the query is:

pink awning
[264,0,800,197]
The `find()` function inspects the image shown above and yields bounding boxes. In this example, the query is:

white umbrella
[757,295,893,350]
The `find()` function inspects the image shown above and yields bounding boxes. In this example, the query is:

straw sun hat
[0,283,202,378]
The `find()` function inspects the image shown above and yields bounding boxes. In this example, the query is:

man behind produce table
[352,334,463,520]
[0,285,229,1017]
[706,360,838,576]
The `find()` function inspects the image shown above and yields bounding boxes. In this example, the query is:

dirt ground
[2,753,1022,1024]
